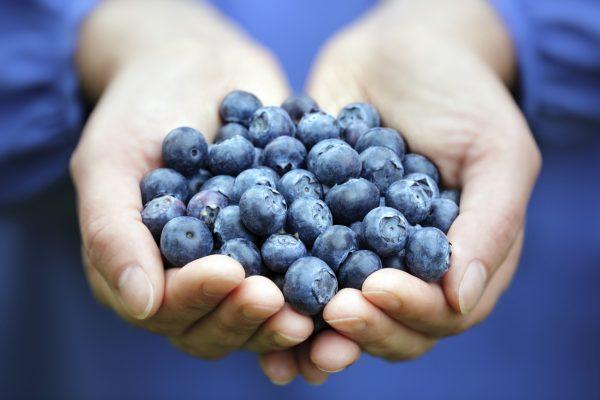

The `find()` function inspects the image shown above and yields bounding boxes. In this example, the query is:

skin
[71,0,319,385]
[259,0,540,383]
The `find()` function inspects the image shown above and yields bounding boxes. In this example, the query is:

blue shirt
[1,1,599,399]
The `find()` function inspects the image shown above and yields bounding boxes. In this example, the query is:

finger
[363,231,523,337]
[324,289,435,361]
[443,130,540,314]
[258,351,298,386]
[173,276,284,359]
[310,329,361,373]
[295,342,329,385]
[245,304,313,353]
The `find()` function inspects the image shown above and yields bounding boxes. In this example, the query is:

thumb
[72,159,164,320]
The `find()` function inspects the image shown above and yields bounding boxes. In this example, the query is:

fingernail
[116,265,154,319]
[316,365,346,373]
[242,305,279,323]
[326,317,366,332]
[458,260,487,315]
[202,275,242,299]
[362,290,400,310]
[273,332,304,347]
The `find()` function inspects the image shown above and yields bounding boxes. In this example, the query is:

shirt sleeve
[489,0,600,145]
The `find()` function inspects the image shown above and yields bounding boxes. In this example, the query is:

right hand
[70,0,316,381]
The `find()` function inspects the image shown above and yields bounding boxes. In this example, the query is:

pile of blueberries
[140,90,460,316]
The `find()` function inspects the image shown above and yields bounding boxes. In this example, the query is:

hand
[71,0,313,367]
[259,0,541,380]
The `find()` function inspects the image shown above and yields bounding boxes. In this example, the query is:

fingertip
[259,351,298,386]
[310,330,361,373]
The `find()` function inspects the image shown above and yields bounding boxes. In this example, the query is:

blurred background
[0,0,599,399]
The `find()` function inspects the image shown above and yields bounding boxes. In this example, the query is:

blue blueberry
[140,168,189,204]
[270,273,285,291]
[248,106,296,148]
[208,136,254,176]
[141,195,186,239]
[363,207,409,257]
[355,127,406,158]
[160,216,213,267]
[186,190,229,229]
[337,102,381,131]
[338,250,382,289]
[215,122,250,143]
[424,198,459,234]
[201,175,235,202]
[325,178,380,225]
[187,169,213,197]
[313,312,328,333]
[312,144,361,186]
[360,146,404,194]
[219,90,262,126]
[252,147,263,167]
[213,205,257,245]
[306,138,350,172]
[440,189,461,205]
[262,136,307,175]
[239,186,287,237]
[286,197,332,246]
[312,225,358,272]
[276,169,323,205]
[386,178,433,225]
[405,227,451,282]
[220,238,265,277]
[283,256,338,315]
[296,111,341,149]
[162,127,209,176]
[404,172,440,198]
[231,167,279,203]
[341,120,370,147]
[281,94,319,124]
[403,153,440,183]
[261,234,307,273]
[383,249,407,271]
[322,185,331,197]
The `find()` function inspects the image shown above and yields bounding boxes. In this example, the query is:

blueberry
[215,122,250,143]
[140,168,189,204]
[405,227,451,282]
[296,111,341,149]
[252,147,263,167]
[312,144,361,186]
[208,136,254,176]
[276,169,323,204]
[160,216,213,267]
[386,178,433,225]
[355,127,406,158]
[404,172,440,198]
[270,273,285,291]
[239,186,287,237]
[341,120,370,147]
[261,234,307,273]
[440,189,461,205]
[312,225,358,272]
[424,198,459,234]
[338,250,382,289]
[313,312,328,333]
[220,238,265,277]
[186,190,229,229]
[281,94,319,124]
[283,256,338,315]
[262,136,307,175]
[349,221,367,248]
[187,169,213,197]
[337,102,380,131]
[322,185,331,197]
[363,206,409,257]
[383,249,407,271]
[248,106,296,148]
[231,167,279,203]
[403,153,440,183]
[306,138,350,172]
[162,127,209,176]
[213,205,257,245]
[219,90,262,126]
[325,178,380,225]
[286,197,333,246]
[359,146,404,194]
[141,195,186,239]
[201,175,235,202]
[379,196,386,207]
